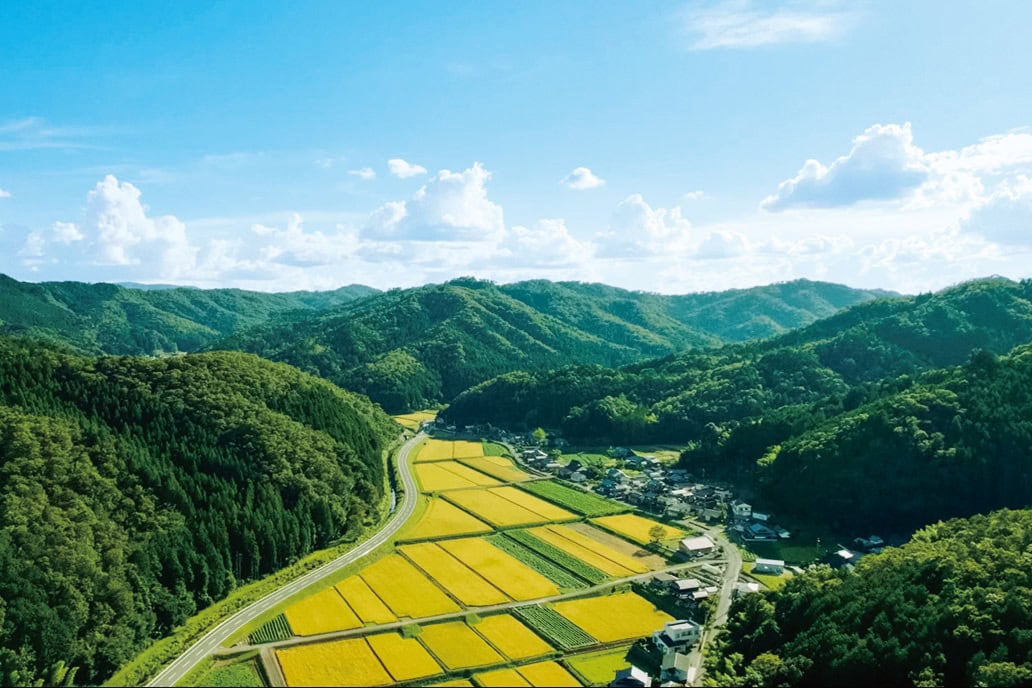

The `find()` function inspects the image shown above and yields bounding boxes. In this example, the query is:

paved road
[684,522,743,686]
[146,432,425,687]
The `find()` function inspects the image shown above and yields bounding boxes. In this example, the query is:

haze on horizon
[1,1,1031,295]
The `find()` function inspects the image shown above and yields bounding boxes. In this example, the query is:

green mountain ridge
[213,277,889,412]
[0,336,395,685]
[0,274,378,356]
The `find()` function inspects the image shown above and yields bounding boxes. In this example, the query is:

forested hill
[0,336,396,685]
[0,273,377,355]
[707,508,1032,687]
[444,277,1032,439]
[213,277,887,412]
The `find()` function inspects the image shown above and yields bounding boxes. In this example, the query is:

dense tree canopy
[706,509,1032,687]
[0,337,395,685]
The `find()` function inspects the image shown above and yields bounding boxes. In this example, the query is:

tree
[532,427,547,445]
[648,525,666,545]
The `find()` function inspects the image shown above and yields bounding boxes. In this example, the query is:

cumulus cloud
[959,176,1032,246]
[599,194,694,256]
[507,219,593,266]
[560,167,605,190]
[388,158,427,178]
[0,188,10,198]
[365,162,504,241]
[696,230,749,258]
[681,0,854,50]
[762,123,931,211]
[681,190,706,201]
[52,221,84,244]
[348,167,376,180]
[252,213,359,266]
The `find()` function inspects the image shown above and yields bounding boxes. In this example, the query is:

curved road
[147,432,424,687]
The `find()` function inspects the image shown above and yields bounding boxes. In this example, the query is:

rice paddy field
[418,621,505,670]
[399,497,493,541]
[552,591,676,643]
[443,487,577,527]
[392,410,437,430]
[590,513,686,545]
[472,614,554,660]
[262,439,696,688]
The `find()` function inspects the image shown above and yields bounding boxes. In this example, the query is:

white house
[611,665,651,688]
[731,499,752,519]
[679,535,716,558]
[752,558,785,575]
[652,619,702,652]
[660,652,692,683]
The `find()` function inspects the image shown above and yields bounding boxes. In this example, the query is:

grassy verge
[176,652,264,687]
[482,441,510,457]
[564,645,634,686]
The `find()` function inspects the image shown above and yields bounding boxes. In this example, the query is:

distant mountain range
[0,274,378,355]
[213,277,891,412]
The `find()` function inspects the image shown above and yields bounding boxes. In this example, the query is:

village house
[660,652,692,684]
[610,666,651,688]
[734,581,761,598]
[752,558,785,575]
[669,577,702,598]
[731,499,752,520]
[679,535,717,558]
[653,619,702,653]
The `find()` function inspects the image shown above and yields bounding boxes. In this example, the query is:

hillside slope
[707,509,1032,687]
[216,277,887,412]
[0,274,377,355]
[0,336,396,685]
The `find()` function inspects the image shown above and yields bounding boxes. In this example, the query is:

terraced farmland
[488,535,588,589]
[552,591,675,643]
[512,606,596,650]
[472,614,554,661]
[419,621,505,670]
[590,513,685,545]
[399,497,493,541]
[504,530,608,585]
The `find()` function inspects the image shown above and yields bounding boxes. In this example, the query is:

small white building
[611,665,651,688]
[731,499,752,519]
[752,558,785,575]
[679,535,716,558]
[652,619,702,652]
[660,652,692,683]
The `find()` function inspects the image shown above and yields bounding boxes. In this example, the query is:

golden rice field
[359,554,460,618]
[552,591,675,643]
[451,439,486,458]
[529,525,649,576]
[590,513,685,545]
[458,457,530,482]
[426,680,474,688]
[334,576,397,625]
[416,439,457,462]
[393,410,437,430]
[516,660,582,687]
[489,486,577,522]
[399,542,509,606]
[474,668,531,687]
[473,614,553,660]
[438,538,558,600]
[400,497,493,541]
[415,462,502,492]
[283,587,362,636]
[419,621,504,670]
[366,632,443,682]
[277,637,391,687]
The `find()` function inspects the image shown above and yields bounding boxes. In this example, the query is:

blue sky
[2,0,1031,293]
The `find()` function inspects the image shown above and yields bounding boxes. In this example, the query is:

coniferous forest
[0,336,394,685]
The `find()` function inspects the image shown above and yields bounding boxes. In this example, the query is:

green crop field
[249,614,293,644]
[513,606,596,651]
[518,480,628,517]
[488,535,588,589]
[505,530,609,585]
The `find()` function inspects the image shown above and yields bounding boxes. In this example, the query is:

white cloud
[52,221,84,244]
[600,194,694,256]
[762,123,931,211]
[252,213,360,267]
[681,190,706,201]
[365,162,505,242]
[681,0,853,50]
[696,230,749,258]
[348,167,376,180]
[0,188,10,198]
[388,158,428,178]
[959,176,1032,246]
[560,166,606,190]
[507,219,593,267]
